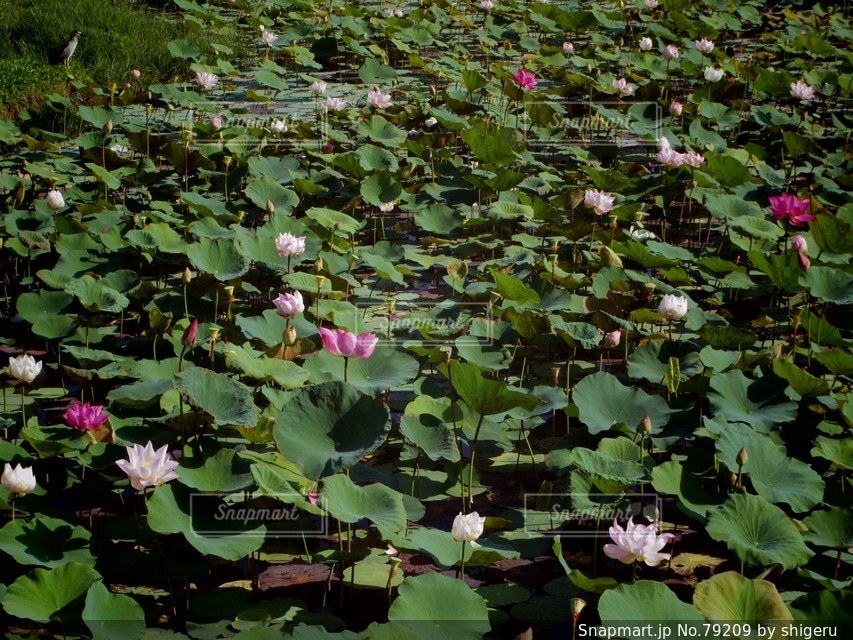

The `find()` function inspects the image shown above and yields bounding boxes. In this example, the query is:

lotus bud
[285,325,297,345]
[182,319,199,348]
[737,447,748,466]
[599,246,623,267]
[182,267,192,284]
[266,200,275,215]
[315,256,324,272]
[637,415,652,435]
[104,119,113,135]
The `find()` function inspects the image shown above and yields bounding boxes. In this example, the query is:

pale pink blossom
[318,328,378,360]
[116,442,180,491]
[603,517,674,567]
[695,39,714,54]
[584,189,615,215]
[275,232,307,257]
[367,86,392,109]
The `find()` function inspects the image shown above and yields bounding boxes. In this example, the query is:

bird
[58,30,82,67]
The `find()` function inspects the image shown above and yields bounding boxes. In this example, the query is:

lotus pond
[0,0,851,638]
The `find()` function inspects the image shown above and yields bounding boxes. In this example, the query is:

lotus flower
[367,86,392,108]
[46,190,65,210]
[273,291,305,318]
[479,0,494,10]
[657,138,684,168]
[668,100,683,116]
[790,80,815,101]
[639,37,653,51]
[195,71,219,90]
[704,67,724,82]
[311,80,327,96]
[681,151,704,167]
[658,294,689,320]
[424,116,438,128]
[131,69,141,79]
[644,0,659,8]
[262,29,276,46]
[604,329,621,349]
[271,120,287,134]
[64,401,110,432]
[318,328,378,360]
[116,442,180,491]
[695,39,714,54]
[512,68,537,91]
[452,511,485,545]
[378,201,396,213]
[210,116,223,131]
[769,193,814,226]
[663,45,679,61]
[584,189,615,215]
[1,463,36,496]
[603,517,674,567]
[276,232,307,257]
[611,77,636,96]
[563,42,574,53]
[8,355,42,384]
[324,97,347,113]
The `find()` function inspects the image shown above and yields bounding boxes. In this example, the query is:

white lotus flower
[452,511,485,545]
[271,120,287,134]
[311,81,327,96]
[611,77,636,96]
[704,67,724,82]
[584,189,615,215]
[658,294,689,320]
[1,463,36,496]
[46,190,65,210]
[695,38,715,54]
[639,37,653,51]
[8,355,42,384]
[323,97,347,113]
[116,442,180,491]
[663,45,679,61]
[195,71,219,90]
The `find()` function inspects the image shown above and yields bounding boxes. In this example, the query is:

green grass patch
[0,0,229,113]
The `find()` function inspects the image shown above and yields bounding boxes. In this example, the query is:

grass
[0,0,230,114]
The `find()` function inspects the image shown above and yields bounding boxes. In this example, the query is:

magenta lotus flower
[273,291,305,318]
[512,69,537,91]
[182,319,199,348]
[769,193,814,226]
[603,517,674,567]
[668,100,683,116]
[318,328,378,360]
[64,401,109,432]
[604,329,621,349]
[116,442,180,491]
[791,235,807,253]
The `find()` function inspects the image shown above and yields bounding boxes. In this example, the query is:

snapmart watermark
[189,492,328,538]
[352,300,494,346]
[522,492,664,536]
[577,622,848,640]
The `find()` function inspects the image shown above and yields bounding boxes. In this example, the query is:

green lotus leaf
[388,573,490,639]
[627,340,702,383]
[600,581,703,622]
[444,361,541,416]
[706,493,814,569]
[651,461,725,520]
[245,177,299,214]
[361,172,403,207]
[0,515,93,568]
[573,371,672,434]
[3,562,100,623]
[274,381,391,480]
[802,507,853,549]
[65,275,129,313]
[707,370,797,432]
[16,290,75,339]
[303,347,419,394]
[321,473,407,533]
[82,581,146,640]
[178,447,254,493]
[357,116,407,147]
[187,238,250,281]
[175,368,260,427]
[693,571,793,623]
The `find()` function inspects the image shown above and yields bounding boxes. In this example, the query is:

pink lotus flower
[276,232,307,257]
[210,116,223,131]
[790,80,815,101]
[64,401,109,432]
[262,30,276,46]
[273,291,305,318]
[604,329,621,349]
[116,442,180,491]
[131,69,141,79]
[657,138,683,168]
[611,77,636,96]
[797,252,810,270]
[791,235,807,253]
[668,100,683,116]
[769,193,814,226]
[663,45,679,61]
[584,189,615,215]
[324,97,347,113]
[681,151,704,168]
[195,71,219,91]
[367,87,392,109]
[563,42,574,54]
[603,517,674,567]
[512,69,537,91]
[318,328,378,360]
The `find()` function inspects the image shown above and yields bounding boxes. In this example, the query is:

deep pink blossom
[318,328,378,360]
[512,69,537,91]
[65,401,109,432]
[769,193,814,226]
